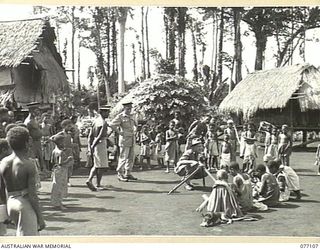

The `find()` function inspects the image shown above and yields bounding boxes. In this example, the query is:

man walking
[86,105,111,191]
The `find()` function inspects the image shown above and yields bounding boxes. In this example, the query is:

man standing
[110,101,137,182]
[86,105,111,191]
[0,126,45,235]
[24,102,45,172]
[224,119,237,161]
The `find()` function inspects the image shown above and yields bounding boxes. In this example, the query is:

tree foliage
[112,74,209,126]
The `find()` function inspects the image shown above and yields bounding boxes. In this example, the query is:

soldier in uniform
[110,101,137,182]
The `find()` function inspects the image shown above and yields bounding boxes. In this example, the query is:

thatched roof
[219,64,320,117]
[0,18,46,67]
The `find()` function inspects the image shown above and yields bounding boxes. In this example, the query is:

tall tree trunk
[71,6,75,85]
[140,7,146,80]
[190,19,198,82]
[210,15,215,70]
[163,9,169,59]
[111,12,117,76]
[131,43,136,80]
[254,31,267,70]
[168,8,176,62]
[233,7,242,86]
[218,8,224,83]
[118,8,128,94]
[77,35,81,90]
[145,7,151,78]
[177,7,187,77]
[106,10,111,79]
[94,10,111,101]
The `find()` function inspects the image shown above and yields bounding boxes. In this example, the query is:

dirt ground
[4,145,320,237]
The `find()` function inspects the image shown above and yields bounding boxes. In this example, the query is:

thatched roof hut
[219,64,320,128]
[0,18,68,107]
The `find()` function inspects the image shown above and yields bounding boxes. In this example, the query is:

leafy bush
[111,74,210,127]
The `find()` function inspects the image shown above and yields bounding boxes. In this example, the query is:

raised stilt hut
[219,64,320,144]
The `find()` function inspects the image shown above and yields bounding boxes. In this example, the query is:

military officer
[110,101,137,181]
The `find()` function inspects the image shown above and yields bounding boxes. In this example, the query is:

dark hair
[87,102,98,111]
[61,119,72,128]
[0,139,9,153]
[5,123,17,134]
[6,127,29,151]
[256,164,266,173]
[0,107,8,114]
[267,160,280,170]
[229,161,240,171]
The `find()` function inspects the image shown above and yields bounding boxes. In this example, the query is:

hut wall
[12,64,42,104]
[250,101,320,129]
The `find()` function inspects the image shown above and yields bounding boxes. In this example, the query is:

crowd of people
[0,100,308,235]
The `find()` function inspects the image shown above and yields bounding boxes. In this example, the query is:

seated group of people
[195,159,301,227]
[173,136,301,227]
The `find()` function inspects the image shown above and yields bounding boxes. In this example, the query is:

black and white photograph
[0,3,319,239]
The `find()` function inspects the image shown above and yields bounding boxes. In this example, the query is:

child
[242,123,258,173]
[315,143,320,175]
[204,123,219,171]
[164,121,179,173]
[0,139,11,235]
[266,127,278,160]
[70,115,81,169]
[278,124,292,166]
[51,134,74,210]
[40,114,54,172]
[239,123,248,159]
[139,125,152,170]
[51,119,74,186]
[220,134,232,172]
[154,125,165,167]
[253,164,280,207]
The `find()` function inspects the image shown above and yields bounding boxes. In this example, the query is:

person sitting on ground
[268,160,290,202]
[229,161,253,212]
[253,164,280,207]
[174,138,207,191]
[272,159,301,200]
[206,169,243,218]
[0,127,45,236]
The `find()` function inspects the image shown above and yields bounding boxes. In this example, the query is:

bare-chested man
[24,102,45,172]
[0,126,45,236]
[278,124,292,166]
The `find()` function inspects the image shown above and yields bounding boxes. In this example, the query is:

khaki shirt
[110,112,136,147]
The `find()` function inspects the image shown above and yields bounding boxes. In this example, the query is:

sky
[1,4,320,89]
